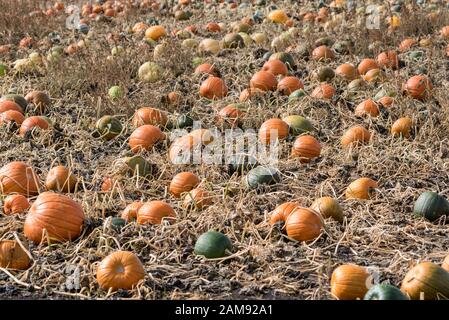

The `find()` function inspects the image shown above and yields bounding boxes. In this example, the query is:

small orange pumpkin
[217,105,246,127]
[399,38,416,52]
[376,51,398,69]
[121,202,144,222]
[357,58,378,75]
[183,187,213,209]
[0,100,23,114]
[341,126,371,148]
[291,135,321,163]
[331,264,370,300]
[335,63,358,81]
[169,172,200,198]
[262,60,288,76]
[258,119,289,144]
[145,25,166,41]
[345,178,378,200]
[250,71,278,91]
[206,22,221,33]
[391,117,413,138]
[284,207,323,242]
[45,166,78,193]
[0,162,41,196]
[0,110,25,125]
[129,125,165,153]
[403,75,432,100]
[269,202,300,225]
[3,194,30,215]
[277,76,304,95]
[311,83,336,100]
[312,45,334,61]
[378,96,394,107]
[0,240,30,270]
[19,116,49,137]
[199,77,228,99]
[132,107,168,127]
[355,99,380,117]
[137,200,176,225]
[194,63,218,76]
[239,87,265,102]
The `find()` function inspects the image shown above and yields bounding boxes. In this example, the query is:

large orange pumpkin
[0,162,41,196]
[250,71,278,91]
[403,75,433,100]
[284,207,323,242]
[341,126,371,147]
[132,107,168,127]
[291,135,321,162]
[24,192,85,244]
[0,240,30,270]
[331,264,370,300]
[199,77,228,99]
[19,116,49,137]
[45,166,78,193]
[129,125,165,153]
[137,200,176,225]
[169,172,200,198]
[401,262,449,300]
[0,110,25,125]
[0,100,23,114]
[3,194,30,215]
[258,119,289,144]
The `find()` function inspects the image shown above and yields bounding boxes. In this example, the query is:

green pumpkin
[1,94,28,111]
[170,114,194,129]
[364,284,408,300]
[315,67,335,82]
[332,40,354,54]
[125,155,154,177]
[413,191,449,221]
[227,153,258,175]
[194,231,232,259]
[269,52,296,70]
[245,166,281,189]
[373,88,396,101]
[95,115,123,140]
[110,217,126,231]
[222,33,244,49]
[288,89,306,102]
[282,115,314,135]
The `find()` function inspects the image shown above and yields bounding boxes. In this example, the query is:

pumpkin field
[1,0,449,300]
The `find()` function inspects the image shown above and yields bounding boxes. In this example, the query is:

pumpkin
[262,60,288,76]
[222,33,244,49]
[0,162,41,196]
[341,126,371,147]
[413,191,449,221]
[282,115,314,135]
[250,71,278,92]
[129,125,165,153]
[291,135,321,163]
[239,87,265,102]
[401,262,449,300]
[0,240,30,270]
[335,63,358,81]
[194,63,218,77]
[101,177,118,192]
[25,91,51,113]
[0,94,27,111]
[399,38,417,52]
[137,200,176,225]
[132,22,148,34]
[0,110,25,125]
[217,105,245,127]
[121,202,144,222]
[355,99,380,117]
[258,118,289,144]
[168,135,194,164]
[313,67,335,82]
[331,264,370,300]
[132,107,168,127]
[19,116,49,137]
[97,251,145,291]
[95,115,123,140]
[363,68,385,83]
[138,62,162,83]
[376,51,398,69]
[198,38,221,55]
[364,284,408,300]
[206,22,221,33]
[145,25,166,41]
[378,96,394,107]
[199,76,228,99]
[311,83,336,100]
[345,178,378,200]
[45,166,78,193]
[310,197,344,222]
[357,58,378,75]
[277,76,304,95]
[245,166,281,189]
[0,100,23,114]
[24,192,84,244]
[268,9,288,23]
[284,207,323,241]
[3,194,30,215]
[227,153,258,175]
[124,155,154,178]
[312,45,334,61]
[269,201,300,225]
[169,172,200,198]
[391,117,412,138]
[183,187,213,210]
[403,75,432,100]
[194,231,232,259]
[443,255,449,272]
[269,52,296,70]
[189,128,214,146]
[440,26,449,39]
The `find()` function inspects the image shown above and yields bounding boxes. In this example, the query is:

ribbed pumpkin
[268,10,288,24]
[258,118,289,144]
[0,162,41,196]
[95,115,123,141]
[355,99,380,117]
[169,172,200,198]
[335,63,358,81]
[284,207,323,242]
[291,135,321,163]
[363,68,385,83]
[0,100,23,114]
[0,94,27,110]
[137,200,176,225]
[312,45,334,61]
[364,284,408,300]
[401,262,449,300]
[19,116,49,137]
[194,231,232,259]
[129,125,165,153]
[262,59,288,76]
[183,187,213,210]
[357,58,378,75]
[378,96,394,107]
[413,191,449,221]
[0,240,30,270]
[310,197,344,222]
[121,201,144,222]
[269,201,300,225]
[443,255,449,272]
[199,76,228,99]
[145,25,166,41]
[0,110,25,125]
[376,51,398,69]
[331,264,370,300]
[245,166,281,189]
[3,194,30,215]
[399,38,417,52]
[217,105,245,127]
[194,63,218,76]
[345,178,378,200]
[132,107,168,127]
[277,76,304,95]
[250,71,278,92]
[269,52,295,70]
[206,22,221,33]
[25,90,51,113]
[45,166,78,193]
[391,117,413,138]
[341,126,371,147]
[311,83,336,100]
[24,192,84,244]
[97,251,145,291]
[403,75,432,100]
[282,115,314,135]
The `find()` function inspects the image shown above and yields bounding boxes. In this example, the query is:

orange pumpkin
[259,119,289,144]
[97,251,145,291]
[145,25,166,41]
[194,63,218,76]
[189,128,215,146]
[132,107,168,127]
[129,125,165,153]
[311,83,336,100]
[355,99,380,117]
[403,75,432,100]
[217,105,246,127]
[0,110,25,125]
[239,87,265,102]
[19,116,49,137]
[269,202,300,225]
[0,100,24,114]
[401,262,449,300]
[25,91,51,113]
[341,126,371,148]
[45,166,78,193]
[206,22,221,32]
[250,71,278,91]
[399,38,417,52]
[0,162,41,196]
[3,194,30,215]
[391,117,413,138]
[357,58,378,75]
[312,45,334,61]
[284,207,323,241]
[183,187,213,209]
[345,178,378,200]
[132,22,148,34]
[335,63,358,81]
[137,200,176,225]
[169,172,200,198]
[440,26,449,39]
[331,264,370,300]
[101,177,118,192]
[291,135,321,162]
[24,192,84,244]
[199,77,228,99]
[363,68,385,83]
[376,51,398,69]
[121,202,144,222]
[277,76,304,95]
[262,59,288,76]
[378,96,394,107]
[0,240,30,270]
